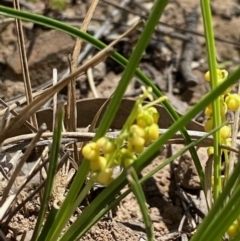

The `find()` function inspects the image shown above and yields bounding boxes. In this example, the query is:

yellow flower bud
[227,220,239,238]
[205,69,228,81]
[130,124,145,138]
[128,137,145,153]
[220,102,227,116]
[205,107,212,116]
[226,94,240,111]
[136,111,154,128]
[123,158,135,168]
[82,143,99,161]
[225,138,231,147]
[145,123,159,143]
[96,137,115,154]
[204,118,213,132]
[207,146,214,156]
[90,156,107,172]
[205,71,210,81]
[97,168,113,186]
[220,125,231,140]
[148,107,160,123]
[96,137,108,149]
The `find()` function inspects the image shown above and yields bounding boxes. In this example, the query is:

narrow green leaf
[127,167,153,241]
[31,106,64,241]
[200,0,222,201]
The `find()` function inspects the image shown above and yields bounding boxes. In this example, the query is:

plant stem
[200,0,222,200]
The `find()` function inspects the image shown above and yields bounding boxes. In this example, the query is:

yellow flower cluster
[82,87,165,186]
[204,69,240,155]
[205,69,240,240]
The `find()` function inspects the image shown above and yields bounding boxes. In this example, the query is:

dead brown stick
[179,7,199,87]
[13,0,38,129]
[0,124,46,206]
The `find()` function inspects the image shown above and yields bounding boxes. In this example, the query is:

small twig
[3,129,240,150]
[52,69,58,130]
[87,55,99,98]
[0,166,9,181]
[204,155,213,210]
[0,91,44,117]
[67,0,98,138]
[13,0,38,129]
[0,124,46,206]
[181,198,197,229]
[2,138,76,152]
[2,152,69,227]
[0,17,14,25]
[179,7,199,87]
[0,99,38,133]
[5,152,50,217]
[178,214,187,233]
[176,190,205,220]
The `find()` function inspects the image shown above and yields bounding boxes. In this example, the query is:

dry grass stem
[52,69,58,130]
[87,56,99,98]
[0,124,46,206]
[13,0,38,129]
[2,152,69,227]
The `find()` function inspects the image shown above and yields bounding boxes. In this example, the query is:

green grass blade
[200,0,222,201]
[41,159,90,241]
[31,106,64,241]
[127,168,153,241]
[37,206,58,240]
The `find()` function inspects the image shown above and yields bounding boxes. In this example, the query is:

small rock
[6,30,75,87]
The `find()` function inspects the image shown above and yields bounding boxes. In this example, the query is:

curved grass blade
[200,0,222,201]
[127,167,153,241]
